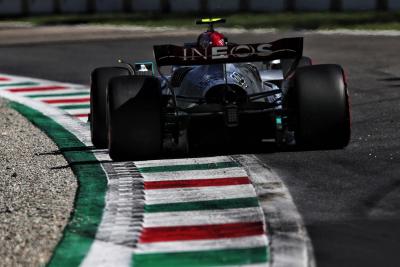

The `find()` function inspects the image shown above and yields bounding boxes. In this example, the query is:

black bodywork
[90,32,350,160]
[153,37,304,147]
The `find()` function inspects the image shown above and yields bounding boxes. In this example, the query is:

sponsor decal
[183,44,273,61]
[231,72,248,89]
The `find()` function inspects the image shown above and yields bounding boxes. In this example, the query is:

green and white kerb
[0,73,313,267]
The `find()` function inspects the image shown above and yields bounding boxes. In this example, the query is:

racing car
[90,18,350,160]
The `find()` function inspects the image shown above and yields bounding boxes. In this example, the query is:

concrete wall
[208,0,240,12]
[170,0,200,12]
[60,0,87,13]
[133,0,160,12]
[0,0,399,16]
[0,0,21,15]
[342,0,376,11]
[249,0,285,11]
[29,0,53,14]
[388,0,400,10]
[96,0,124,12]
[296,0,331,11]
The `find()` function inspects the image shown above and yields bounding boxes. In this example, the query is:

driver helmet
[198,31,226,49]
[210,31,226,46]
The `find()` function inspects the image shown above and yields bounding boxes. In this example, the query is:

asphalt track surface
[0,31,399,267]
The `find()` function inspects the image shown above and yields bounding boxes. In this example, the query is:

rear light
[224,104,239,127]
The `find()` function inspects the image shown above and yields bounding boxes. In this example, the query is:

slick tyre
[90,67,129,148]
[292,64,350,149]
[108,76,162,161]
[282,56,312,77]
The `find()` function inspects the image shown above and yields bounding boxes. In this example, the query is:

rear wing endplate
[154,37,303,67]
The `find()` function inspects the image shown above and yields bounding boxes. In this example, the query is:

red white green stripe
[144,176,250,189]
[8,85,68,93]
[133,158,269,266]
[0,75,90,122]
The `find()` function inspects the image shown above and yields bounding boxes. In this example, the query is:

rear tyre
[282,56,312,77]
[298,56,312,67]
[292,64,350,149]
[108,76,162,161]
[90,67,129,148]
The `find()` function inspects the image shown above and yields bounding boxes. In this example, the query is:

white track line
[140,167,248,181]
[80,241,134,267]
[68,25,400,37]
[33,95,90,101]
[135,235,268,254]
[143,207,264,227]
[144,184,256,205]
[233,155,315,267]
[64,108,90,115]
[135,156,233,168]
[310,29,400,36]
[47,102,90,108]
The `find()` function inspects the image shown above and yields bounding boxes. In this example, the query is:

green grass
[2,12,400,30]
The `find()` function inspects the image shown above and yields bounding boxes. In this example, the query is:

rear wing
[154,37,303,67]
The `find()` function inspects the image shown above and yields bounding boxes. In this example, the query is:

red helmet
[198,31,226,48]
[210,31,225,47]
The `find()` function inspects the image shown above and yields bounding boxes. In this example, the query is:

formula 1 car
[90,18,350,160]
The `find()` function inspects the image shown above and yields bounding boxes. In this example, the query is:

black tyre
[282,56,312,77]
[298,56,312,67]
[292,64,350,149]
[108,76,162,161]
[90,67,129,148]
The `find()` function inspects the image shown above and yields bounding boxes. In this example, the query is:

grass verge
[1,12,400,30]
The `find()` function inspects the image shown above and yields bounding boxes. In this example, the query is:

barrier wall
[96,0,123,12]
[389,0,400,10]
[342,0,376,11]
[133,0,160,12]
[60,0,87,13]
[208,0,240,12]
[0,0,398,16]
[249,0,285,11]
[0,0,21,15]
[29,0,53,14]
[297,0,331,11]
[170,0,200,12]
